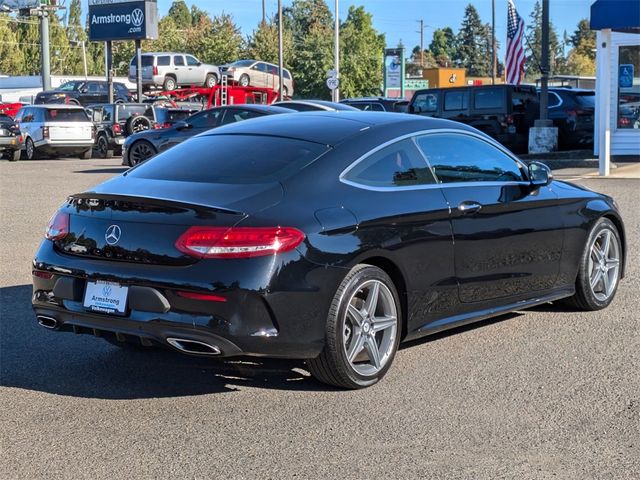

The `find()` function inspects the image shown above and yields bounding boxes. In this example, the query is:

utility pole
[262,0,266,25]
[539,0,550,122]
[333,0,340,102]
[418,20,424,68]
[491,0,496,84]
[40,8,51,91]
[277,0,284,101]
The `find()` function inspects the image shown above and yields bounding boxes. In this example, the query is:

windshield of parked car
[0,114,14,123]
[117,105,152,121]
[575,92,595,108]
[45,109,89,122]
[58,81,84,92]
[229,60,255,67]
[127,134,330,184]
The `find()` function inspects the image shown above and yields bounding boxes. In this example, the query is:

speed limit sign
[326,77,339,90]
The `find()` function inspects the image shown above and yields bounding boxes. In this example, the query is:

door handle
[458,201,482,215]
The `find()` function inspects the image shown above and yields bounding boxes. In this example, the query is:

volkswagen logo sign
[131,8,144,28]
[105,225,122,246]
[102,285,112,297]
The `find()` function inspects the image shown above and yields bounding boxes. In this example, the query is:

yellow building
[421,68,466,88]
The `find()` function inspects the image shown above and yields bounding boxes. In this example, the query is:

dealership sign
[88,0,158,41]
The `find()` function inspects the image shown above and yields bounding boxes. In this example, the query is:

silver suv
[221,60,294,97]
[129,52,221,91]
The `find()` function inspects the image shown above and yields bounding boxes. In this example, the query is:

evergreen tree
[195,14,244,65]
[339,6,385,98]
[16,15,41,75]
[66,0,88,76]
[168,1,192,30]
[429,27,456,67]
[456,5,489,76]
[569,19,596,60]
[0,14,24,75]
[246,16,294,67]
[48,13,72,75]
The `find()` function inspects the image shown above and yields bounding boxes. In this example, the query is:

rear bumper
[32,240,347,359]
[35,139,94,152]
[0,136,21,150]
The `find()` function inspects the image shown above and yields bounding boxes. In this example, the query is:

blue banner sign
[88,0,158,41]
[619,64,634,89]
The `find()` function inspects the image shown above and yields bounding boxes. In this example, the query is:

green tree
[456,5,489,76]
[168,1,192,29]
[190,5,209,27]
[16,15,41,75]
[0,14,24,74]
[569,19,596,60]
[339,6,385,98]
[193,13,244,65]
[429,27,456,66]
[65,0,89,76]
[48,13,73,75]
[246,16,294,67]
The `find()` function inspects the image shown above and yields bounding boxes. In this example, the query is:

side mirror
[528,161,553,187]
[175,121,192,131]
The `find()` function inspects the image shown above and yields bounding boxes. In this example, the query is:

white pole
[81,41,88,80]
[334,0,339,102]
[598,29,612,177]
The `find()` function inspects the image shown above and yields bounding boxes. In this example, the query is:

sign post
[383,47,405,98]
[88,0,158,100]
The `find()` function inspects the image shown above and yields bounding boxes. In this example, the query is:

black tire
[80,149,92,160]
[562,218,622,311]
[24,137,38,160]
[205,73,218,88]
[239,74,250,87]
[283,86,289,97]
[125,115,152,135]
[67,99,81,106]
[96,135,114,159]
[307,264,402,389]
[163,76,177,91]
[127,140,156,166]
[114,99,125,104]
[9,149,20,162]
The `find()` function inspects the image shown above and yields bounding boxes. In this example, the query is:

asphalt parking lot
[1,157,638,479]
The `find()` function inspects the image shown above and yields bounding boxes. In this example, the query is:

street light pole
[539,0,550,122]
[40,9,51,91]
[491,0,496,84]
[334,0,339,102]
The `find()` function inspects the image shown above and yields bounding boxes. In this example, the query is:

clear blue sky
[82,0,594,57]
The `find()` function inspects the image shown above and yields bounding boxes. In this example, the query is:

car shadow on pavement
[73,167,128,174]
[0,285,333,400]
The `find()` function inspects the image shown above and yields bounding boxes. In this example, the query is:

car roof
[342,97,400,103]
[141,52,191,56]
[27,104,86,110]
[275,100,358,111]
[213,104,295,114]
[203,111,475,146]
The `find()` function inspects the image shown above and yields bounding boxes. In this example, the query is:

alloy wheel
[342,279,398,376]
[588,228,620,302]
[26,138,34,160]
[129,142,155,165]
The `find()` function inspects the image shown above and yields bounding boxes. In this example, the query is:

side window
[87,83,101,93]
[283,70,291,79]
[92,108,102,122]
[370,103,385,112]
[19,109,31,123]
[186,55,199,66]
[157,56,170,66]
[444,90,468,111]
[189,109,222,128]
[474,88,504,109]
[412,92,438,113]
[220,109,263,125]
[547,92,561,108]
[343,138,437,188]
[102,106,113,123]
[416,133,525,183]
[173,55,185,66]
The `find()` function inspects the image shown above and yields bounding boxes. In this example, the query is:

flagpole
[492,0,496,84]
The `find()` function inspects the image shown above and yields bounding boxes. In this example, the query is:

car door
[172,55,187,86]
[250,62,268,88]
[415,131,564,305]
[340,137,456,334]
[185,55,204,85]
[84,82,105,105]
[440,89,469,123]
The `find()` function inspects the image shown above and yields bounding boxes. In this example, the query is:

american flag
[506,0,526,85]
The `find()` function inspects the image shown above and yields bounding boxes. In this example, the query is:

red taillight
[153,66,158,76]
[42,126,49,138]
[175,226,305,259]
[619,116,631,127]
[161,122,171,129]
[45,211,69,241]
[32,270,53,279]
[113,123,122,134]
[505,114,514,125]
[176,291,227,302]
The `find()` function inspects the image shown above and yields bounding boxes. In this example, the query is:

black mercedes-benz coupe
[32,112,626,389]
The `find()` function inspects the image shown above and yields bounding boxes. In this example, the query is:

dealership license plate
[83,280,128,315]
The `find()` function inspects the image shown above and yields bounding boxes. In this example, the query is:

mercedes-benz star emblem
[105,225,122,246]
[131,8,144,27]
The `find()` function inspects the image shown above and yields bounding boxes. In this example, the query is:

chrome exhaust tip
[166,338,221,355]
[37,315,58,330]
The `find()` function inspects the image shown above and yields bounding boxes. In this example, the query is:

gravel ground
[1,158,638,479]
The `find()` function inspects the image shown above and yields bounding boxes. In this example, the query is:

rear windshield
[117,105,152,121]
[575,92,595,108]
[0,114,13,123]
[127,134,330,184]
[44,109,88,122]
[131,55,155,67]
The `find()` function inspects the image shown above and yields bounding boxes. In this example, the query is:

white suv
[15,105,94,160]
[129,52,221,91]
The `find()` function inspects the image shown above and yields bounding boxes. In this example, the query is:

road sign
[326,77,339,90]
[326,69,337,79]
[88,0,159,41]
